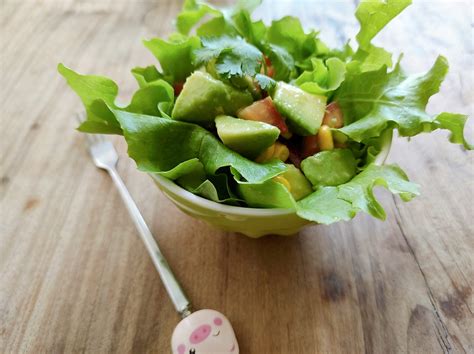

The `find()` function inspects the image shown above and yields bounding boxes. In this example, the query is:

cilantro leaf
[254,74,276,91]
[193,36,263,78]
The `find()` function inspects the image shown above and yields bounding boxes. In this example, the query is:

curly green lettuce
[58,0,471,226]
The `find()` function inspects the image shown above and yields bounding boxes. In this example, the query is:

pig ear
[213,317,223,326]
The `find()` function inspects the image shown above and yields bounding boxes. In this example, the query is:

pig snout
[189,324,212,344]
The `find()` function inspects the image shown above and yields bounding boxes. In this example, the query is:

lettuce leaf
[297,187,355,224]
[111,109,286,183]
[336,56,472,148]
[297,164,419,224]
[143,34,201,83]
[176,0,264,42]
[355,0,412,50]
[231,9,267,47]
[190,176,242,204]
[156,159,242,204]
[348,0,412,73]
[58,64,174,134]
[338,163,418,217]
[294,57,346,95]
[196,17,237,38]
[350,44,393,73]
[326,42,354,62]
[175,0,222,35]
[158,158,205,181]
[59,0,472,226]
[232,0,262,13]
[131,65,163,88]
[429,113,473,150]
[124,81,174,117]
[266,16,318,62]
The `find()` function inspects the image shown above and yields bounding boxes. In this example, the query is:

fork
[79,115,192,318]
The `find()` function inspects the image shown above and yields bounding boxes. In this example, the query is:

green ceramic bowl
[150,131,393,238]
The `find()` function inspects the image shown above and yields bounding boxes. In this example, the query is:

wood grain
[1,0,473,353]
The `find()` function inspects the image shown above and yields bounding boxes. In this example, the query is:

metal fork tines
[85,134,118,170]
[77,114,192,318]
[76,114,118,171]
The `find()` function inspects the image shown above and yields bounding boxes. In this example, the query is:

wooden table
[1,0,473,352]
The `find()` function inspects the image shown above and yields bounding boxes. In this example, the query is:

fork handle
[108,167,192,318]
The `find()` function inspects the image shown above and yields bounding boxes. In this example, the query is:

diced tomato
[322,102,344,128]
[288,144,303,169]
[237,97,289,134]
[301,135,319,158]
[264,56,272,67]
[173,82,184,96]
[260,56,275,78]
[266,66,275,78]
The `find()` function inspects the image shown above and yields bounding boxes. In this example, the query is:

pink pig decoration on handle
[90,159,240,353]
[172,309,239,354]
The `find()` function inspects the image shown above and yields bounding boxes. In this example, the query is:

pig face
[171,309,238,354]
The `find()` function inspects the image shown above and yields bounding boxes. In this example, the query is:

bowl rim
[150,129,393,217]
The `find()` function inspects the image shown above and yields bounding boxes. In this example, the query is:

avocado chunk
[272,82,326,136]
[301,149,357,188]
[172,71,253,124]
[215,115,280,159]
[276,164,313,201]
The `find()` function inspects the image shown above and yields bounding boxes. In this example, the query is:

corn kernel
[317,125,334,151]
[255,142,289,163]
[273,142,290,161]
[255,144,275,163]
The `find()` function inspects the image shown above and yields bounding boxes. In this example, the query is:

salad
[59,0,471,225]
